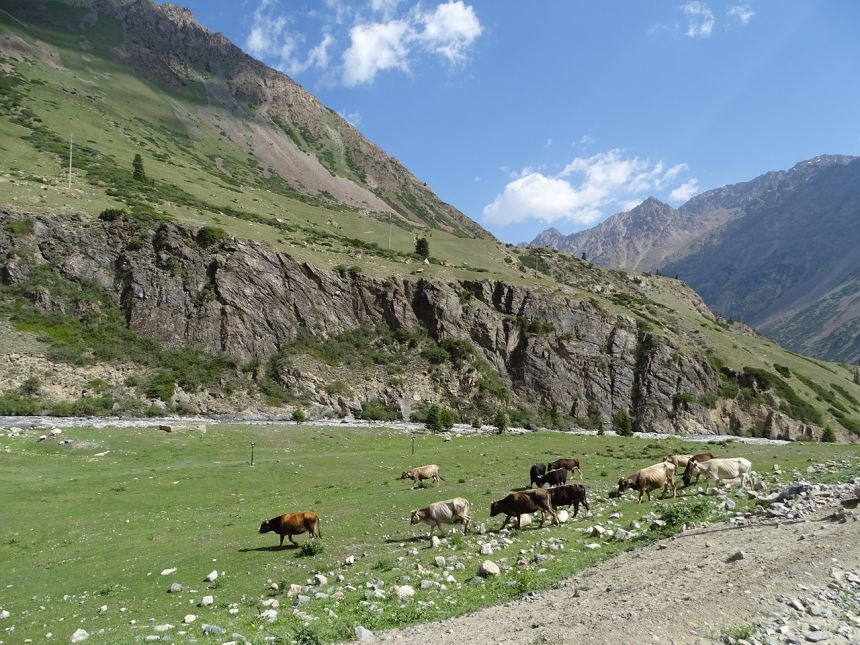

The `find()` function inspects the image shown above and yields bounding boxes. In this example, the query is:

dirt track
[379,504,859,644]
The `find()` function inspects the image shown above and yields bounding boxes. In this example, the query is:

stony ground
[377,485,860,645]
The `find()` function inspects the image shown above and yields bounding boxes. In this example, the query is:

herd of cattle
[259,452,755,546]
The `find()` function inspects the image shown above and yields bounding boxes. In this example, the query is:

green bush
[493,409,509,434]
[4,218,34,236]
[291,408,306,422]
[296,540,324,557]
[773,364,791,378]
[415,237,429,259]
[425,404,456,432]
[613,409,634,436]
[18,376,41,396]
[420,344,449,365]
[821,426,836,442]
[195,226,226,248]
[0,392,40,415]
[359,399,398,421]
[698,392,718,409]
[97,208,126,222]
[146,370,175,402]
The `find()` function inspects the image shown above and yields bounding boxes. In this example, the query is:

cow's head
[398,471,410,480]
[617,477,632,494]
[681,460,697,487]
[489,501,502,517]
[259,519,272,534]
[409,509,425,524]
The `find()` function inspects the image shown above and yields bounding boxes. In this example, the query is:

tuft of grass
[297,540,325,558]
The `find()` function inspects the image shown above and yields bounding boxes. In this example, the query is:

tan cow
[410,498,471,537]
[618,462,676,503]
[399,464,443,484]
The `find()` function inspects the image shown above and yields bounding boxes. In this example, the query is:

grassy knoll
[1,425,858,643]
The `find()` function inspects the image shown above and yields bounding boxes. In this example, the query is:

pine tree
[132,153,146,182]
[415,237,429,259]
[493,409,509,435]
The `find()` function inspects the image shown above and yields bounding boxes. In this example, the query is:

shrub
[296,540,324,557]
[146,369,175,402]
[132,153,146,182]
[773,364,791,378]
[195,226,226,248]
[698,392,718,409]
[415,237,429,259]
[0,392,40,415]
[613,409,634,436]
[97,208,126,222]
[4,218,34,236]
[493,409,509,434]
[420,344,449,365]
[359,399,398,421]
[426,404,456,432]
[293,627,323,645]
[291,408,306,422]
[471,416,482,429]
[820,426,836,442]
[18,376,41,396]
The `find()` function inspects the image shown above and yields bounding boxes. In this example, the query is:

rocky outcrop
[0,211,823,439]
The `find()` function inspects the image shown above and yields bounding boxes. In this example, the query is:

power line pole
[387,211,391,250]
[68,133,73,189]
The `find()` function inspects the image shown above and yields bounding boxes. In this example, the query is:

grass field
[1,424,858,643]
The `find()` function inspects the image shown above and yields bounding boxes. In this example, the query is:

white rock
[204,570,218,582]
[160,568,177,576]
[344,555,356,566]
[478,560,500,577]
[313,574,328,586]
[558,510,569,523]
[480,543,493,555]
[98,605,107,614]
[183,615,196,624]
[431,536,441,548]
[585,543,601,550]
[394,585,415,599]
[93,451,109,458]
[152,624,173,632]
[199,595,214,607]
[261,598,279,608]
[50,428,62,436]
[590,525,606,537]
[433,556,446,568]
[0,610,9,620]
[355,626,375,641]
[69,628,89,643]
[260,608,278,623]
[287,584,303,597]
[518,513,532,527]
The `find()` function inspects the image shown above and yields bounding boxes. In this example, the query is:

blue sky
[161,1,860,243]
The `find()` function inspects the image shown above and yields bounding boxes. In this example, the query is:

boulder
[70,629,89,643]
[478,560,500,577]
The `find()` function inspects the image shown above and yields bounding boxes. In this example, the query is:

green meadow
[1,424,858,643]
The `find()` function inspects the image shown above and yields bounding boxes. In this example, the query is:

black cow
[546,484,589,517]
[529,463,547,489]
[535,468,568,488]
[490,490,558,530]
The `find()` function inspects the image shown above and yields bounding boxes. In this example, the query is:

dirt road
[379,504,859,644]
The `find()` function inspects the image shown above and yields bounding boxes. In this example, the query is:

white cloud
[418,0,483,64]
[342,1,482,85]
[681,1,715,38]
[339,109,363,126]
[342,19,412,86]
[728,3,754,25]
[620,198,646,211]
[544,137,553,148]
[483,149,690,227]
[483,173,601,227]
[245,3,333,77]
[369,0,402,18]
[669,178,700,202]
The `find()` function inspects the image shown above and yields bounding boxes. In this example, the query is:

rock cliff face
[0,211,825,440]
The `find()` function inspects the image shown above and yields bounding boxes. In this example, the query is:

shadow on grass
[238,544,298,552]
[383,535,432,544]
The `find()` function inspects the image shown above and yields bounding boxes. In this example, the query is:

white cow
[410,498,471,537]
[690,457,753,489]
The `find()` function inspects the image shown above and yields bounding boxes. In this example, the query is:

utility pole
[387,212,391,250]
[68,133,73,189]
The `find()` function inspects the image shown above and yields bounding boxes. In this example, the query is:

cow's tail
[438,475,445,481]
[315,518,322,538]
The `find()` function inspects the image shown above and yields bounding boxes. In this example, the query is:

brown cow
[399,464,443,484]
[547,458,582,479]
[259,512,321,548]
[680,452,716,487]
[490,489,559,530]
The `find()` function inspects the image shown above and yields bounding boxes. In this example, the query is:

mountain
[1,1,859,440]
[531,156,860,363]
[0,0,490,240]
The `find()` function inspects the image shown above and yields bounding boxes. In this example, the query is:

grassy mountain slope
[0,0,489,252]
